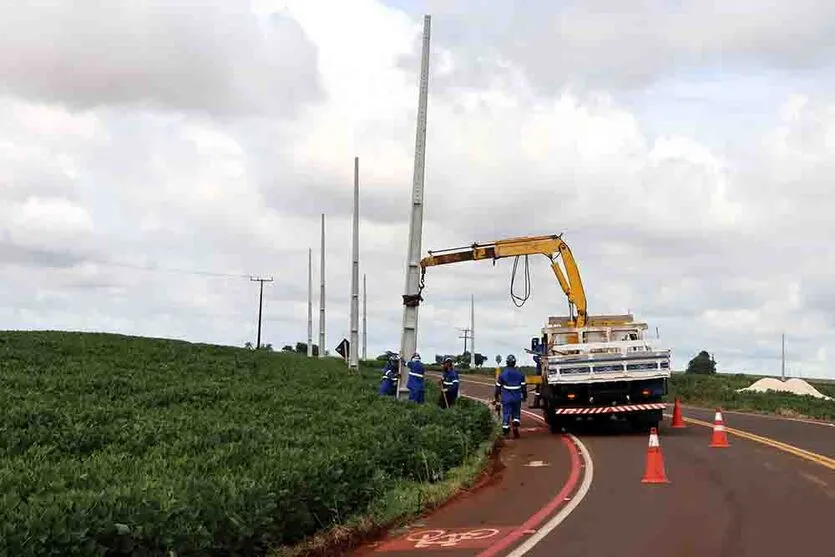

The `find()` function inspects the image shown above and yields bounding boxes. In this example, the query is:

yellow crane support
[404,233,588,328]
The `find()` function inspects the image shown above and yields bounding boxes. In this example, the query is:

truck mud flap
[553,402,666,415]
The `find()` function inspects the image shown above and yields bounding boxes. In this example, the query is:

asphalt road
[361,373,835,557]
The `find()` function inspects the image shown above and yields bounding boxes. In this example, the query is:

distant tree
[435,354,443,364]
[686,351,716,374]
[244,341,254,350]
[496,355,502,365]
[474,353,486,367]
[260,343,273,352]
[281,345,294,352]
[293,342,319,356]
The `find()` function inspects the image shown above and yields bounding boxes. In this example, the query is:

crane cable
[510,255,531,307]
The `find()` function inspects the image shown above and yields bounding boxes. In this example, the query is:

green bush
[0,331,493,556]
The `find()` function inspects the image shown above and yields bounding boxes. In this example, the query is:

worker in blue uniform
[438,357,459,407]
[378,353,399,396]
[406,352,426,403]
[494,354,527,438]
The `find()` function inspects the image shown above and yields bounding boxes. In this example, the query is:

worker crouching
[494,354,526,438]
[438,357,459,408]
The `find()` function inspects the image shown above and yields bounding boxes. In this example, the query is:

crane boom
[414,233,588,327]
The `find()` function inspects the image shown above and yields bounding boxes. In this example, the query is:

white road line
[504,410,594,557]
[461,391,594,556]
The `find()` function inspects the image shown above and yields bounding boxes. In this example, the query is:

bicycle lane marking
[455,393,594,557]
[377,527,518,551]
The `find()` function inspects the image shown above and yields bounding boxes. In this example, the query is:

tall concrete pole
[781,333,786,380]
[362,274,368,361]
[349,157,360,369]
[398,14,431,398]
[307,248,313,357]
[470,294,475,368]
[318,214,326,358]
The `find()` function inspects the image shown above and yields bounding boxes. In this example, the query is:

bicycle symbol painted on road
[406,528,501,548]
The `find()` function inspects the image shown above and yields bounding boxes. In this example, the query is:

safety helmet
[506,354,517,366]
[389,352,399,361]
[412,352,421,361]
[443,357,453,364]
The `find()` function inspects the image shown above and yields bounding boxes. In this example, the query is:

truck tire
[629,410,661,432]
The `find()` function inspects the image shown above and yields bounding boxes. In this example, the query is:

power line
[7,255,253,279]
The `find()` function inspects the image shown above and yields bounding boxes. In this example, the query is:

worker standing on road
[494,354,526,438]
[406,352,426,404]
[378,353,399,396]
[438,357,459,407]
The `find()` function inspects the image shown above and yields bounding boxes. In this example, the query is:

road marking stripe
[503,430,594,557]
[460,393,593,557]
[678,404,835,427]
[677,415,835,471]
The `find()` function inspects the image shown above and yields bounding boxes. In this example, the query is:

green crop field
[0,331,494,556]
[668,372,835,421]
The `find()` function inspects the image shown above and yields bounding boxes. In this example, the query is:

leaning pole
[398,14,431,399]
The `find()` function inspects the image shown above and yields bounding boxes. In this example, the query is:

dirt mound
[737,377,833,400]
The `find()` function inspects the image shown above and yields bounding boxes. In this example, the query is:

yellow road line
[682,415,835,471]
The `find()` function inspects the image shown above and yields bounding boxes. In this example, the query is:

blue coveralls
[378,361,399,396]
[406,359,426,403]
[439,367,460,407]
[495,366,527,434]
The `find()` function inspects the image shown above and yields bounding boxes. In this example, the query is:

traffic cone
[670,397,686,428]
[641,427,670,484]
[709,408,731,448]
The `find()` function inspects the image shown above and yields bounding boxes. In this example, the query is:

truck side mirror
[531,337,539,351]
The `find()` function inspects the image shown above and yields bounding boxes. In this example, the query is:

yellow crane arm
[416,234,588,326]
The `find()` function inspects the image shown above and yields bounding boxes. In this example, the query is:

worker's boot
[512,421,520,439]
[502,425,510,438]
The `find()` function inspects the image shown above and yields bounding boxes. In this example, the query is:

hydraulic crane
[403,233,588,327]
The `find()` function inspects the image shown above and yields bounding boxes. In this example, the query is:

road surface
[355,373,835,556]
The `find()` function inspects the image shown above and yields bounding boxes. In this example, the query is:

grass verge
[270,424,501,557]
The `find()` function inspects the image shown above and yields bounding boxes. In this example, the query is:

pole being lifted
[319,214,326,358]
[349,157,360,370]
[307,248,313,357]
[398,14,431,399]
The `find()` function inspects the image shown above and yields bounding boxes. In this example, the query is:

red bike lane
[351,391,589,556]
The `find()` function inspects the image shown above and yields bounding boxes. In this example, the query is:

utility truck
[406,233,671,432]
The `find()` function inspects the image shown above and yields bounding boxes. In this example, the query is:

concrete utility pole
[250,276,273,349]
[470,294,475,368]
[398,14,431,399]
[307,248,313,357]
[319,214,326,358]
[781,333,786,380]
[362,274,367,361]
[349,157,360,370]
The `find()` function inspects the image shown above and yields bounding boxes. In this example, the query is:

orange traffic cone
[670,397,686,428]
[641,427,670,484]
[709,408,731,448]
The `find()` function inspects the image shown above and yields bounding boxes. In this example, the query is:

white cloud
[0,1,834,379]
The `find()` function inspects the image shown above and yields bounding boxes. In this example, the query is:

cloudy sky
[2,0,835,378]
